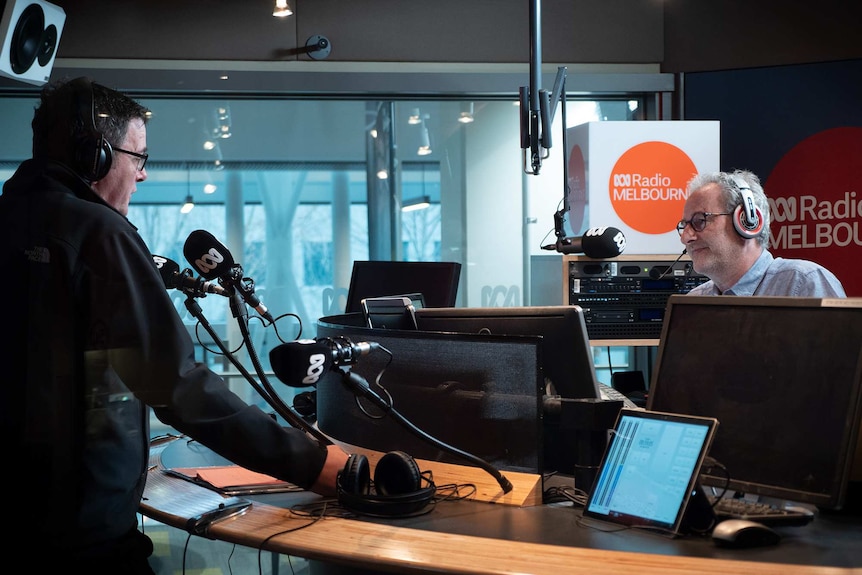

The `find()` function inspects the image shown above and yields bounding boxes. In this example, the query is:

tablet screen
[584,409,718,535]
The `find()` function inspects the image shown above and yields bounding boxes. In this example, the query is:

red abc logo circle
[608,141,697,234]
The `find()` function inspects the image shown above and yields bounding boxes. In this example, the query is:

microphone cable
[652,249,688,280]
[229,289,333,445]
[181,292,331,444]
[338,368,514,494]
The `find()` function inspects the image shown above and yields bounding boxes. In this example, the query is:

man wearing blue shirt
[677,170,846,297]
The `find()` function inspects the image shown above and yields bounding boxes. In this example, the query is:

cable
[544,484,589,507]
[606,346,615,377]
[182,292,331,444]
[701,456,731,508]
[339,367,514,494]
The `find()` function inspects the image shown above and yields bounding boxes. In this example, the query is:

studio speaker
[0,0,66,86]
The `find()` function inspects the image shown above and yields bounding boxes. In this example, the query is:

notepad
[165,465,302,496]
[583,408,718,536]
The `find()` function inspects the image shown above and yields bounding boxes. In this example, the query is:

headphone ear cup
[337,451,435,517]
[374,450,422,496]
[339,453,370,495]
[75,132,113,182]
[732,203,764,239]
[70,77,113,181]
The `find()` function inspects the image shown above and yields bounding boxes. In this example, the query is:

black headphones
[730,175,764,240]
[69,77,113,181]
[337,451,436,517]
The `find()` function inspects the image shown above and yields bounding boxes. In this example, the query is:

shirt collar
[723,250,771,296]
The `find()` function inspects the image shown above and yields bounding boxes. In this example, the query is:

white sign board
[566,121,720,254]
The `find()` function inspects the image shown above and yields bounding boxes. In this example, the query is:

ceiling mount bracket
[304,35,331,60]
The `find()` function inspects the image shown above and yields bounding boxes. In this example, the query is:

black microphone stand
[183,291,331,444]
[553,70,577,253]
[652,249,689,280]
[337,368,514,494]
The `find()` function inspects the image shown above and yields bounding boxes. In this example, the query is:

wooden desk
[141,438,862,575]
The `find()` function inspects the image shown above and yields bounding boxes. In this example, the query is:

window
[0,86,652,427]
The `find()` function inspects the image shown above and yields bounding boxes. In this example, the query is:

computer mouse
[711,519,781,548]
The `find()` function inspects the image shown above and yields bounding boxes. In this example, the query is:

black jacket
[0,159,327,557]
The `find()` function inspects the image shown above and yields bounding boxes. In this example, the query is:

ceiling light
[458,102,474,124]
[273,0,293,17]
[402,195,431,212]
[203,183,217,194]
[211,145,224,170]
[417,121,432,156]
[408,108,421,125]
[376,169,389,180]
[180,194,195,214]
[213,104,232,139]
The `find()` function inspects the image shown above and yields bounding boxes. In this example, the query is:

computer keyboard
[712,496,815,527]
[598,384,641,410]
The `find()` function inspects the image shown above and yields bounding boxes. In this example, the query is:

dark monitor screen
[647,295,862,510]
[316,314,544,474]
[414,305,601,401]
[345,261,461,313]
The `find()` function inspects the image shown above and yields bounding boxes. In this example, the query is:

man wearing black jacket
[0,77,349,573]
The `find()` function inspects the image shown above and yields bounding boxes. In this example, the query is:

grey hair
[686,169,771,247]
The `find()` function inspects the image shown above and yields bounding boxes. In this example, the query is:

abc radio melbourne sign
[566,121,720,255]
[766,127,862,295]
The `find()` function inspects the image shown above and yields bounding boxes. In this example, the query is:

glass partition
[0,91,648,425]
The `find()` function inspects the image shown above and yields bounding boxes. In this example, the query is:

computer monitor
[344,261,461,313]
[315,316,544,474]
[647,295,862,510]
[415,305,602,401]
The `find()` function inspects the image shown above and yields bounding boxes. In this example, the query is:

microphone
[183,230,275,322]
[271,336,514,494]
[542,226,627,258]
[649,249,687,280]
[269,337,380,387]
[152,254,226,297]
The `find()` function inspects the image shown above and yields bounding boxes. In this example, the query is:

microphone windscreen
[581,226,626,259]
[152,254,180,289]
[183,230,236,280]
[270,340,334,387]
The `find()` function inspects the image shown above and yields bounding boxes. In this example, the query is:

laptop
[583,409,719,537]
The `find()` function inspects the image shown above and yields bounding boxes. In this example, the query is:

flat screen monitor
[345,261,461,313]
[647,295,862,510]
[415,305,601,401]
[316,315,544,474]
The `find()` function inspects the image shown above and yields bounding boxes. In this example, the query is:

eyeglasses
[676,211,733,235]
[113,147,148,171]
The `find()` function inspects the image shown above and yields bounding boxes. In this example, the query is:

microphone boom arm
[339,369,514,494]
[183,293,331,444]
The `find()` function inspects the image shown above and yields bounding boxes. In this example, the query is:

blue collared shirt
[687,250,846,297]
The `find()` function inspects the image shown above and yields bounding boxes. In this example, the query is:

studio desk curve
[139,437,862,575]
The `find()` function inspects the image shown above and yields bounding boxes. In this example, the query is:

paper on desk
[175,466,281,487]
[166,465,300,495]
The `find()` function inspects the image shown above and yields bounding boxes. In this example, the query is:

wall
[662,0,862,73]
[5,0,858,83]
[40,0,663,65]
[684,58,862,296]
